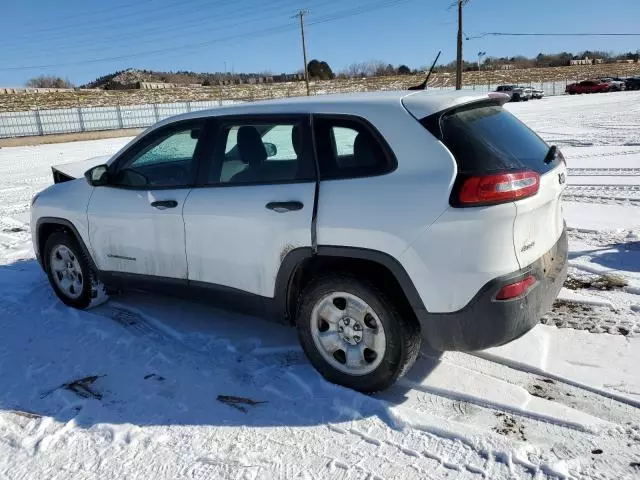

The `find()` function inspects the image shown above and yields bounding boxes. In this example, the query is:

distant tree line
[26,75,74,89]
[456,50,640,72]
[35,48,640,90]
[338,61,415,78]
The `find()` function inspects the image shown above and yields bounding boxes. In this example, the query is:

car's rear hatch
[512,158,566,268]
[411,97,566,269]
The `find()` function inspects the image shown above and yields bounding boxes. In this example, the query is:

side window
[114,123,202,187]
[332,127,358,157]
[209,121,312,185]
[313,117,393,180]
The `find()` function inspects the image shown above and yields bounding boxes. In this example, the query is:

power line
[308,0,415,26]
[2,0,311,57]
[2,0,343,59]
[467,32,640,40]
[0,23,296,72]
[0,0,419,72]
[7,0,233,41]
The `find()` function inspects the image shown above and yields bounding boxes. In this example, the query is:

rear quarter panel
[315,102,455,262]
[400,202,519,312]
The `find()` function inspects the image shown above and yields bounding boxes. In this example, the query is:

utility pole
[293,9,310,96]
[456,0,463,90]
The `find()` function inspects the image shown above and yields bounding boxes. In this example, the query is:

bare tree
[26,75,74,89]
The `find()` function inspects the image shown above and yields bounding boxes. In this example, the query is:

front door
[88,119,207,279]
[183,115,316,298]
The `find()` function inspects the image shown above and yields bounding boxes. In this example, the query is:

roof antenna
[409,50,441,91]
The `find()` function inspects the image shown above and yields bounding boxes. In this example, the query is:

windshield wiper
[543,145,557,164]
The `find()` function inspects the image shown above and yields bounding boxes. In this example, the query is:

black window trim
[106,118,213,191]
[192,113,317,189]
[310,113,398,181]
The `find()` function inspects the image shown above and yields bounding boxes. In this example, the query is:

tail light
[455,171,540,207]
[496,275,536,300]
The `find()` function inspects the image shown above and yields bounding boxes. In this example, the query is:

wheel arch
[36,217,98,272]
[275,246,426,327]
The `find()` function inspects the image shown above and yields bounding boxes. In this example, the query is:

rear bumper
[416,228,568,351]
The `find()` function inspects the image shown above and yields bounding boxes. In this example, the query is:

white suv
[31,91,568,392]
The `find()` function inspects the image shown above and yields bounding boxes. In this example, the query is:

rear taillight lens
[456,171,540,207]
[496,275,536,300]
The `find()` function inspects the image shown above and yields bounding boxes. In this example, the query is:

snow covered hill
[0,92,639,479]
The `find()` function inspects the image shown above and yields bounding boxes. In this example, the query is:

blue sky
[1,0,638,86]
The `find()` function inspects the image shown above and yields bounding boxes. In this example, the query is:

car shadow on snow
[0,259,442,431]
[569,240,640,273]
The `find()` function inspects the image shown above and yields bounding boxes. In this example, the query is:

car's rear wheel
[296,275,421,392]
[44,231,108,309]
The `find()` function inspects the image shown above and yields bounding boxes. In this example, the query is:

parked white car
[600,77,626,91]
[494,85,530,101]
[531,87,544,99]
[31,90,568,392]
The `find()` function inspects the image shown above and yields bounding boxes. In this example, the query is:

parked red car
[566,80,611,95]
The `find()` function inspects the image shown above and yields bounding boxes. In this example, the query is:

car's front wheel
[44,231,108,309]
[296,275,421,392]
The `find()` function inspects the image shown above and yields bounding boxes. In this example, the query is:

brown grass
[1,63,639,113]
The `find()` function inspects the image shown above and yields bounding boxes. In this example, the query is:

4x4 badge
[558,172,566,185]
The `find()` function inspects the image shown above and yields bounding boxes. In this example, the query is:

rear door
[435,102,566,268]
[88,119,207,278]
[182,114,316,297]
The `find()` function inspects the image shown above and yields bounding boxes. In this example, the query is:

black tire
[296,274,421,392]
[44,231,108,309]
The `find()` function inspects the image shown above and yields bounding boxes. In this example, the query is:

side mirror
[264,142,277,157]
[85,164,109,187]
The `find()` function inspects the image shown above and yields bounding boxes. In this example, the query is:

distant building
[499,64,515,70]
[569,57,603,66]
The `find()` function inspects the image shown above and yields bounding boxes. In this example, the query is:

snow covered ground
[1,92,640,479]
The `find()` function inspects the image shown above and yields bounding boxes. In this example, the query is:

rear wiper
[543,145,557,164]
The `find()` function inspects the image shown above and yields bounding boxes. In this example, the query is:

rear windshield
[422,102,557,174]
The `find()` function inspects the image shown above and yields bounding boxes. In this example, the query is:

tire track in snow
[568,167,640,176]
[566,184,640,195]
[91,299,640,479]
[563,184,640,205]
[95,304,547,478]
[565,148,640,160]
[562,193,640,206]
[325,422,505,479]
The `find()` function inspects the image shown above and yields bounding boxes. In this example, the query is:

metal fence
[0,100,241,139]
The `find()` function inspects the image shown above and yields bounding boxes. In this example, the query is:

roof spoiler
[488,92,511,106]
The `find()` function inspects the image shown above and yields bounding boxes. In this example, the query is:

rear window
[422,102,557,174]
